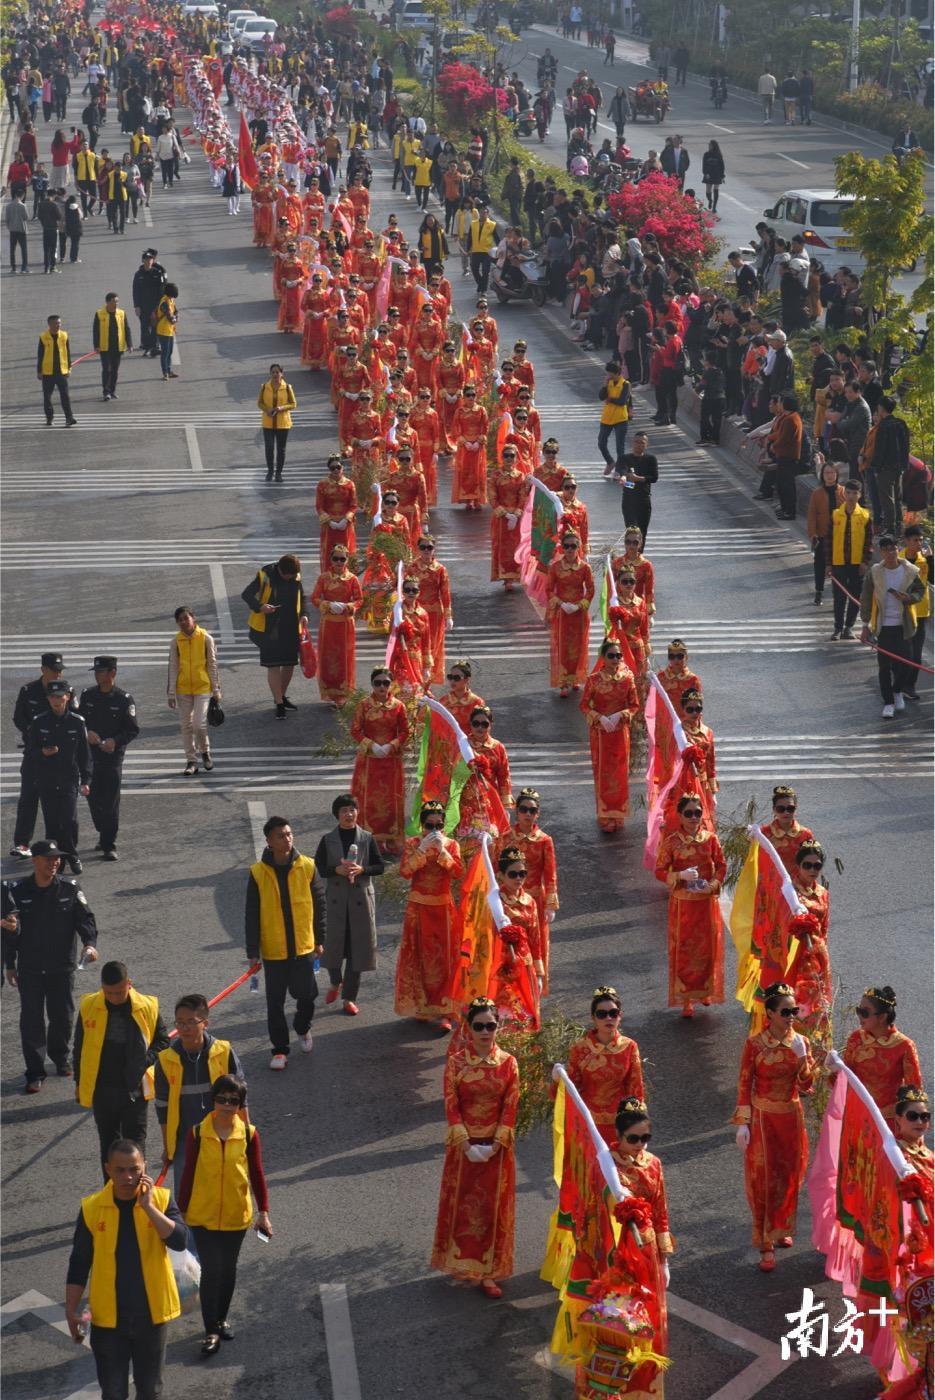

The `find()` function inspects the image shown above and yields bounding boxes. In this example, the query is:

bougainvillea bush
[324,6,358,35]
[608,173,718,268]
[437,62,509,123]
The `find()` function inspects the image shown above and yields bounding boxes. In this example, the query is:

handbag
[207,696,225,727]
[298,620,317,679]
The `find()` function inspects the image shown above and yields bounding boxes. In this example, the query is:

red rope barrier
[830,575,933,674]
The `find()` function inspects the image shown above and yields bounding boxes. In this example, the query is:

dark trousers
[139,308,157,353]
[775,456,799,516]
[263,955,317,1054]
[79,178,97,214]
[873,467,902,537]
[190,1228,247,1333]
[55,93,67,119]
[621,488,652,542]
[41,373,73,423]
[88,753,124,847]
[831,564,861,631]
[262,426,289,473]
[18,970,75,1080]
[659,369,679,422]
[813,540,828,595]
[415,184,429,208]
[9,229,27,269]
[160,158,174,186]
[90,1319,167,1400]
[675,61,688,84]
[100,350,123,397]
[444,197,459,232]
[42,228,58,270]
[876,625,912,703]
[328,916,362,1002]
[93,1088,148,1174]
[60,232,81,262]
[597,420,627,468]
[107,198,126,232]
[470,251,491,293]
[13,766,38,847]
[700,395,725,443]
[908,617,926,689]
[38,782,79,858]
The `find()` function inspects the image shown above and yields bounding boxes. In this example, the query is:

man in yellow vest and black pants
[245,814,326,1070]
[74,959,169,1175]
[92,292,133,402]
[467,202,499,295]
[65,1137,187,1398]
[166,606,221,776]
[154,992,245,1189]
[105,160,128,235]
[37,313,77,427]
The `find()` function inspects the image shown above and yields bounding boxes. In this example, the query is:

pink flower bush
[438,62,503,122]
[608,173,718,268]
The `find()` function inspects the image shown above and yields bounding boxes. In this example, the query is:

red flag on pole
[238,112,258,191]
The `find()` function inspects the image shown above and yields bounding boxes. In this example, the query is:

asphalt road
[0,71,931,1400]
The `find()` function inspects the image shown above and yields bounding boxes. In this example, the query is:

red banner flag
[238,112,258,192]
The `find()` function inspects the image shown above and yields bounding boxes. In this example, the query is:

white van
[398,1,436,30]
[227,9,257,35]
[241,16,278,49]
[761,189,863,274]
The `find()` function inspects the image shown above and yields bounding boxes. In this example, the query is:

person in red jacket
[654,320,684,426]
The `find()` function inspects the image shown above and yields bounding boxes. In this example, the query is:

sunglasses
[605,652,622,661]
[800,861,823,871]
[424,822,444,831]
[543,449,558,455]
[856,1006,880,1018]
[471,720,491,729]
[668,651,686,660]
[215,1095,241,1106]
[503,452,518,459]
[774,804,796,814]
[682,809,703,819]
[517,805,538,814]
[473,1022,497,1032]
[594,1008,619,1020]
[419,543,434,551]
[624,1132,651,1145]
[685,705,703,715]
[373,679,391,687]
[903,1110,931,1123]
[563,543,578,550]
[777,1006,800,1018]
[619,577,636,586]
[505,869,526,878]
[331,555,347,562]
[403,589,419,596]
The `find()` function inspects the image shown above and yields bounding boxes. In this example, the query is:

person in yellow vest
[65,1138,186,1391]
[154,992,245,1189]
[244,815,326,1070]
[37,313,76,427]
[466,202,499,294]
[413,150,433,210]
[240,553,308,717]
[598,358,632,474]
[900,524,931,699]
[91,291,133,402]
[402,131,420,199]
[166,606,221,776]
[130,127,151,162]
[74,959,169,1176]
[829,479,872,640]
[74,139,98,216]
[177,1075,271,1356]
[154,281,179,382]
[105,160,128,235]
[256,362,297,482]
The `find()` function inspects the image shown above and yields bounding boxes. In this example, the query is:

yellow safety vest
[831,503,870,567]
[96,307,127,353]
[154,296,176,338]
[174,626,211,695]
[250,854,317,959]
[39,329,70,376]
[471,218,496,254]
[413,156,432,187]
[257,379,296,430]
[901,550,930,619]
[600,376,630,425]
[75,149,97,181]
[183,1113,256,1231]
[246,567,302,635]
[130,134,151,159]
[77,988,159,1108]
[158,1039,231,1160]
[107,167,127,202]
[82,1182,181,1328]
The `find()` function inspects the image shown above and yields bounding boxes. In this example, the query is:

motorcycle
[491,253,547,308]
[515,109,536,137]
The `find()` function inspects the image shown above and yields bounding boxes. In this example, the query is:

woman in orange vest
[178,1075,271,1356]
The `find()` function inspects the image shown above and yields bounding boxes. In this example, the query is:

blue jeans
[597,420,627,468]
[158,336,174,375]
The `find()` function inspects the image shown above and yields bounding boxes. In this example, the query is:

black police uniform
[1,872,97,1083]
[23,706,91,870]
[78,675,140,854]
[131,254,167,355]
[11,665,77,852]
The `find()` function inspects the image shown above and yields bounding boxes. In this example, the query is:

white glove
[371,742,389,758]
[680,866,699,882]
[546,909,556,924]
[735,1125,750,1151]
[329,601,345,613]
[445,617,454,631]
[332,518,348,530]
[560,601,578,615]
[662,1259,671,1288]
[790,1033,808,1060]
[475,1144,495,1162]
[599,714,615,733]
[505,512,517,529]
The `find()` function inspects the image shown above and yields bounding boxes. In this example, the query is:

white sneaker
[299,1031,314,1053]
[882,704,895,719]
[893,693,905,712]
[269,1053,288,1070]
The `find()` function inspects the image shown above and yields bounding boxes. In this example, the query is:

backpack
[797,422,817,474]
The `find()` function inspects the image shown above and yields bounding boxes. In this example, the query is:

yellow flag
[730,842,761,1013]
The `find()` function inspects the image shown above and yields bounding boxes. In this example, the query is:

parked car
[761,189,863,274]
[397,0,436,30]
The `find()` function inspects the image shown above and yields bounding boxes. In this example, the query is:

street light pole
[848,0,860,92]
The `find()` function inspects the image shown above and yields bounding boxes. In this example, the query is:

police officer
[79,656,140,861]
[131,247,167,358]
[11,652,79,858]
[1,840,98,1093]
[22,679,91,875]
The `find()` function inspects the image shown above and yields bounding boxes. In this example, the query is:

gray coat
[318,825,383,971]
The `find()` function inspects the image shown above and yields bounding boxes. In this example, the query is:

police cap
[91,656,118,671]
[41,652,64,670]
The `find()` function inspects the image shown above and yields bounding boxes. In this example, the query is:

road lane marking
[185,423,203,473]
[248,800,268,858]
[776,152,810,169]
[720,192,758,214]
[209,563,236,645]
[320,1282,362,1400]
[706,121,734,133]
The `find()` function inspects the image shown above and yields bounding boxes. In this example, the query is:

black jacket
[131,260,167,311]
[871,414,910,473]
[13,677,76,737]
[78,685,140,758]
[36,198,64,232]
[1,874,97,974]
[701,150,724,183]
[24,709,91,787]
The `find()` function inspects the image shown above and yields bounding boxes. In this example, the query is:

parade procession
[0,0,932,1397]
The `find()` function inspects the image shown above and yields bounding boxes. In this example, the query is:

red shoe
[701,997,713,1006]
[758,1250,776,1272]
[343,1001,359,1016]
[480,1279,502,1299]
[325,985,342,1005]
[776,1236,794,1249]
[681,1002,694,1018]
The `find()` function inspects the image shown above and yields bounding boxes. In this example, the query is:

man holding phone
[65,1138,187,1396]
[859,533,926,718]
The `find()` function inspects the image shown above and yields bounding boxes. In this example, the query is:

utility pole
[848,0,860,91]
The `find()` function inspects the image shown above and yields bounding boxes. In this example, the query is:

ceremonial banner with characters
[517,477,564,619]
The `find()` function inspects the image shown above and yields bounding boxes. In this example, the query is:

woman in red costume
[436,341,465,455]
[766,842,831,1039]
[503,407,537,475]
[439,660,485,734]
[310,545,362,707]
[430,997,519,1298]
[760,785,814,874]
[410,302,445,392]
[270,218,292,301]
[349,666,410,855]
[451,384,489,511]
[277,245,306,333]
[679,689,718,800]
[556,476,589,551]
[617,527,656,616]
[370,489,412,565]
[251,174,275,248]
[565,988,645,1147]
[538,438,568,494]
[655,793,727,1017]
[732,982,815,1272]
[409,388,441,506]
[608,566,650,687]
[473,296,499,352]
[498,788,559,982]
[511,339,535,392]
[488,446,531,590]
[454,706,512,867]
[395,576,433,691]
[392,447,429,550]
[490,847,544,1019]
[411,536,451,685]
[655,639,701,722]
[347,390,384,487]
[300,272,331,369]
[546,533,594,697]
[841,987,922,1127]
[277,177,303,237]
[396,801,463,1030]
[315,455,358,574]
[466,319,497,396]
[580,637,641,833]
